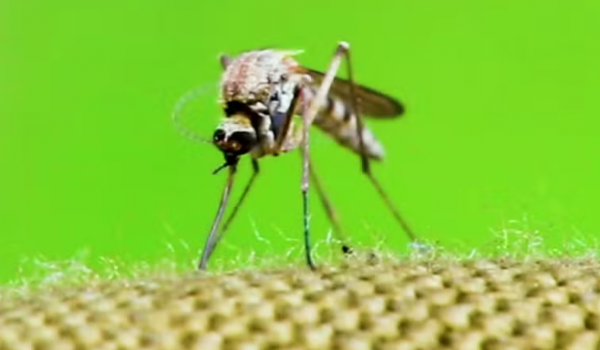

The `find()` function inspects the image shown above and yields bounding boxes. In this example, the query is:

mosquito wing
[300,67,405,118]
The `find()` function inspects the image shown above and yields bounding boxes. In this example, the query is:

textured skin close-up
[2,258,600,350]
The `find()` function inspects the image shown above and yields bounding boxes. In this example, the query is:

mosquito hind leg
[306,156,353,255]
[336,42,419,244]
[300,42,350,270]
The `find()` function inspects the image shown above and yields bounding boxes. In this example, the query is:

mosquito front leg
[198,158,261,270]
[336,42,420,244]
[198,163,239,271]
[213,158,260,246]
[300,42,352,270]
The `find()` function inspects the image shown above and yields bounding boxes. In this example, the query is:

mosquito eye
[213,129,226,142]
[228,131,256,153]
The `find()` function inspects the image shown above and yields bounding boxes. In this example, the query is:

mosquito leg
[274,84,353,255]
[306,156,353,255]
[273,85,301,155]
[300,42,352,270]
[198,158,260,270]
[198,162,239,271]
[219,158,260,236]
[336,43,419,243]
[300,110,316,270]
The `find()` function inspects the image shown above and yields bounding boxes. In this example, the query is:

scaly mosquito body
[216,49,390,162]
[194,42,421,271]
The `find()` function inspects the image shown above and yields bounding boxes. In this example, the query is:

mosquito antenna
[198,163,238,270]
[171,83,217,144]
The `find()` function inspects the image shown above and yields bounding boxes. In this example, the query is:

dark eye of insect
[228,131,256,153]
[213,129,226,143]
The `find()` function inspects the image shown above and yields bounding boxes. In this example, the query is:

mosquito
[176,41,422,271]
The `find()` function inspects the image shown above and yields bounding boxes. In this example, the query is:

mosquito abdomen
[305,90,385,161]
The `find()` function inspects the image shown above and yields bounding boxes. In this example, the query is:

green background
[1,0,599,283]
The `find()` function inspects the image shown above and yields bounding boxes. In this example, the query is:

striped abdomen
[302,88,385,161]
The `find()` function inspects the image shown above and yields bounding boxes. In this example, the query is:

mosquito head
[211,116,257,174]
